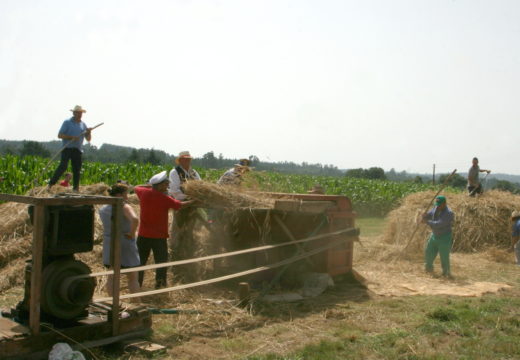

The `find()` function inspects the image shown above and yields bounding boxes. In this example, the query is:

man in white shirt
[168,151,201,268]
[168,151,201,200]
[217,158,251,186]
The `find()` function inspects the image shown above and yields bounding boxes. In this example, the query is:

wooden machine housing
[214,192,359,284]
[0,194,152,360]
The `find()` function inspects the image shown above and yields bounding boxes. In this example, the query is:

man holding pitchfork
[48,105,92,192]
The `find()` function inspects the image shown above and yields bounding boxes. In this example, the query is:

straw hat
[149,170,168,185]
[234,158,251,167]
[511,210,520,219]
[175,151,192,164]
[70,105,86,113]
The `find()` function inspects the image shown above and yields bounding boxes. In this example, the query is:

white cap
[149,170,168,185]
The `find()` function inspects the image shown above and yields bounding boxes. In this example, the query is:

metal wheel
[41,259,96,319]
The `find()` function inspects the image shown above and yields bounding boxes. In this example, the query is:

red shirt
[134,186,182,239]
[60,180,70,187]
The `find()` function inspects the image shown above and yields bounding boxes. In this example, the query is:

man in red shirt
[134,170,192,288]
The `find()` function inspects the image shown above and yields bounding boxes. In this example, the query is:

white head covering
[149,170,168,185]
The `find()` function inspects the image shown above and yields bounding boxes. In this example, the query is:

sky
[1,0,519,174]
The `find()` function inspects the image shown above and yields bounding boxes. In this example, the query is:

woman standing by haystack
[99,182,141,296]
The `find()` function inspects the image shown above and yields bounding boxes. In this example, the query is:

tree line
[0,140,344,176]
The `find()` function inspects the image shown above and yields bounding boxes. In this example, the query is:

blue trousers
[425,232,452,276]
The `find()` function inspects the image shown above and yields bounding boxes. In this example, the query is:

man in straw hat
[169,151,201,200]
[168,151,202,264]
[467,157,491,197]
[422,195,455,278]
[217,158,252,186]
[134,170,193,288]
[510,211,520,266]
[48,105,92,192]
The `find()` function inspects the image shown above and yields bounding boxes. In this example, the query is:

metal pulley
[41,259,96,319]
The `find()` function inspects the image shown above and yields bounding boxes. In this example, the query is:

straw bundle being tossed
[182,180,275,209]
[384,189,520,254]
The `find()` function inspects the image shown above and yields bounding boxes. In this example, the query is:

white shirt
[168,166,201,200]
[217,167,241,185]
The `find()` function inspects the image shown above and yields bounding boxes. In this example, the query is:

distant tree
[248,155,260,166]
[438,173,466,189]
[414,176,423,184]
[20,141,50,158]
[128,149,140,163]
[201,151,218,168]
[365,167,386,180]
[146,149,160,165]
[494,180,520,194]
[345,168,365,178]
[4,147,16,155]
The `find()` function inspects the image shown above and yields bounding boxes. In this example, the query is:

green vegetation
[0,155,447,215]
[246,296,520,360]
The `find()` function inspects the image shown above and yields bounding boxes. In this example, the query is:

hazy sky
[1,0,519,174]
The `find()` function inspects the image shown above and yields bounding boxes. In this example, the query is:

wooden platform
[0,304,152,360]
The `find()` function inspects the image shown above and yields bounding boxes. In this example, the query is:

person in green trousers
[422,195,455,278]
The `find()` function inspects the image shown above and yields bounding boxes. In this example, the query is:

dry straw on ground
[383,190,520,257]
[183,180,275,209]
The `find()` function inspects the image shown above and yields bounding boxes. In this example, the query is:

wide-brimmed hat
[234,158,251,167]
[70,105,86,113]
[149,170,168,185]
[175,151,192,164]
[511,210,520,219]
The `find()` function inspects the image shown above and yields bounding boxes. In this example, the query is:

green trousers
[425,232,453,276]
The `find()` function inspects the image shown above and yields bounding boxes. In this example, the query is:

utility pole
[432,164,436,185]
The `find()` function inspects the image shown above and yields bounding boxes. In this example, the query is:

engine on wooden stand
[15,202,96,325]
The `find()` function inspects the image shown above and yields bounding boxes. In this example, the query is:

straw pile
[183,180,275,209]
[384,190,520,255]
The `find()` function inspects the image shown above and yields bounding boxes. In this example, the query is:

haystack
[183,180,275,209]
[384,190,520,256]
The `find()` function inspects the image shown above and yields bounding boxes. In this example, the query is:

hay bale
[384,190,520,255]
[183,180,275,209]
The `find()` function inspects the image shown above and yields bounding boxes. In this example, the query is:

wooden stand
[0,193,152,360]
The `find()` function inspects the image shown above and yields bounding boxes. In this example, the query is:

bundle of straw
[183,180,275,209]
[384,190,520,254]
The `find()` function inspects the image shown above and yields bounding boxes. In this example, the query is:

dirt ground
[1,222,519,359]
[107,230,519,359]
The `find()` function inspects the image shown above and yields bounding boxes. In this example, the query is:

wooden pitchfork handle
[402,169,457,251]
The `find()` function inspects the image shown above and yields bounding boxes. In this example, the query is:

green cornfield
[0,154,447,216]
